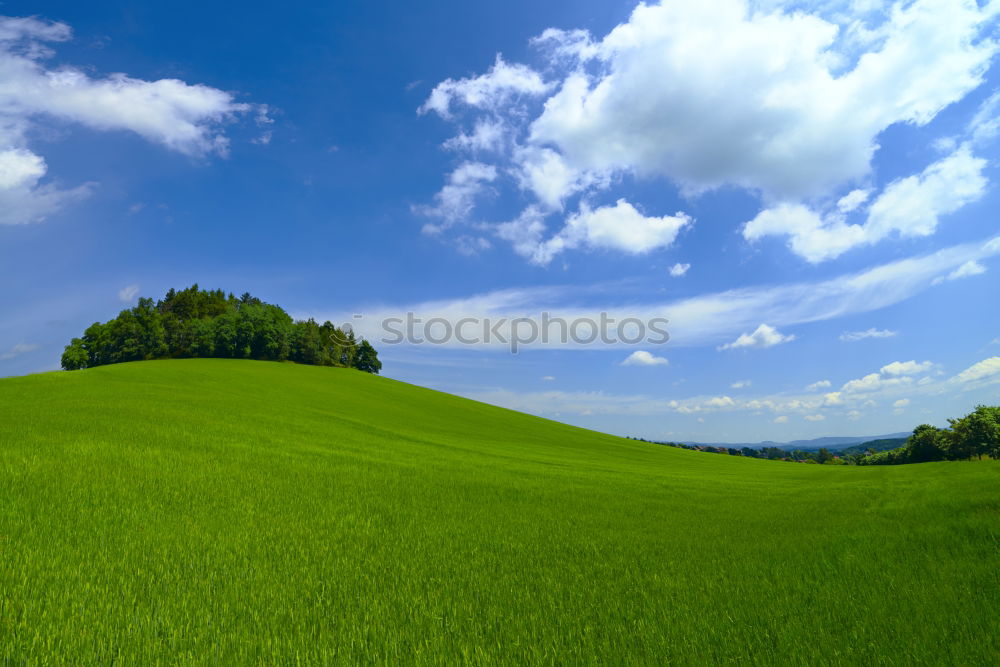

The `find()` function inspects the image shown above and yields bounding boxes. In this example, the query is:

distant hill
[679,432,912,452]
[838,437,910,456]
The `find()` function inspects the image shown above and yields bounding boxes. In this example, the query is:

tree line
[634,405,1000,465]
[61,285,381,374]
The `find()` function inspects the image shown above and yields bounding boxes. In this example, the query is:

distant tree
[950,406,1000,460]
[351,339,382,375]
[816,447,832,464]
[60,338,88,370]
[61,285,382,373]
[905,424,946,463]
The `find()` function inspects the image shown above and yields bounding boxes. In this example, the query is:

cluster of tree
[853,406,1000,464]
[61,285,381,374]
[630,439,848,464]
[836,437,907,458]
[631,405,1000,466]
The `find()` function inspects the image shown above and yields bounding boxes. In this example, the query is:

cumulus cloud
[529,0,998,199]
[840,360,932,394]
[621,350,669,366]
[497,199,690,265]
[418,0,1000,262]
[419,55,551,118]
[880,360,933,376]
[823,392,844,406]
[719,324,795,350]
[807,380,832,390]
[467,352,997,422]
[668,262,690,277]
[867,145,988,238]
[743,145,989,262]
[951,356,1000,385]
[840,327,897,341]
[416,162,497,232]
[731,380,751,389]
[0,14,262,225]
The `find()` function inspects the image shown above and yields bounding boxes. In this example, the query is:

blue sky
[2,0,999,442]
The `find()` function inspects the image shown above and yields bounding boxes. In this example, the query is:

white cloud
[443,118,507,153]
[528,0,998,199]
[865,144,988,240]
[541,375,556,381]
[561,200,690,255]
[312,233,1000,351]
[0,15,261,225]
[622,350,669,366]
[969,90,1000,143]
[497,199,690,265]
[0,342,39,360]
[419,1,1000,262]
[719,324,795,350]
[464,352,995,420]
[951,356,1000,385]
[742,203,867,263]
[837,189,871,213]
[118,284,140,303]
[416,162,497,231]
[807,379,832,390]
[0,148,90,224]
[840,327,897,341]
[880,360,933,376]
[511,146,597,210]
[823,392,844,406]
[744,145,988,262]
[933,259,987,284]
[668,262,690,277]
[839,360,932,394]
[419,55,551,118]
[705,396,735,408]
[842,372,912,393]
[731,380,751,389]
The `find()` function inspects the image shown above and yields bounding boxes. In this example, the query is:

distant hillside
[838,437,910,456]
[680,432,911,452]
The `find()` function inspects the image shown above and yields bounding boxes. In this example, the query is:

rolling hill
[1,359,997,663]
[678,433,911,451]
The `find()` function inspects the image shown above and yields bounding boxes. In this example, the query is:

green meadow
[1,358,998,664]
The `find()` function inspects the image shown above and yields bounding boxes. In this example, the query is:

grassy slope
[1,359,997,664]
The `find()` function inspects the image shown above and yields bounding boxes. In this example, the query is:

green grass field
[1,359,998,663]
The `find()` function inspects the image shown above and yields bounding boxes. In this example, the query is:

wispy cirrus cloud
[304,234,1000,351]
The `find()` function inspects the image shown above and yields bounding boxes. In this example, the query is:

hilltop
[1,359,998,663]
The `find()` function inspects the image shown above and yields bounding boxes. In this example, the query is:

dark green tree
[352,339,382,374]
[905,424,946,463]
